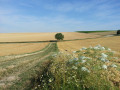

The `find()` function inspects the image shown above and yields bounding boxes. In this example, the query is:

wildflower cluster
[37,45,120,90]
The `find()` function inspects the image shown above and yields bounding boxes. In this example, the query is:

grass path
[0,42,58,89]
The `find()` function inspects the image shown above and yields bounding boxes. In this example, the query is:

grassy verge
[36,45,120,90]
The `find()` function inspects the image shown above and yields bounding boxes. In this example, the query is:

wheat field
[58,36,120,54]
[0,32,99,42]
[0,43,49,56]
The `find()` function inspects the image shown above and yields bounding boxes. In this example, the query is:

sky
[0,0,120,33]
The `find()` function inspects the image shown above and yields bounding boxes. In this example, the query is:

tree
[117,30,120,35]
[55,33,64,40]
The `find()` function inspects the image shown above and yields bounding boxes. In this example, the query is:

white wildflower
[111,64,117,68]
[87,70,90,73]
[82,47,87,50]
[100,58,109,62]
[83,52,86,54]
[102,65,107,70]
[101,53,108,58]
[93,45,105,50]
[81,67,87,71]
[73,51,76,53]
[49,78,53,82]
[79,56,86,60]
[93,45,101,50]
[100,58,106,62]
[35,87,37,89]
[85,57,91,60]
[79,49,82,51]
[72,66,78,70]
[96,44,101,47]
[107,48,111,51]
[100,47,105,50]
[69,58,78,62]
[81,67,90,73]
[38,85,40,87]
[81,60,86,63]
[52,54,57,57]
[93,46,99,50]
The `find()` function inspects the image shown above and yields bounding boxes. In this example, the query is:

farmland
[0,32,99,42]
[0,43,58,89]
[0,31,120,89]
[58,36,120,54]
[0,43,49,56]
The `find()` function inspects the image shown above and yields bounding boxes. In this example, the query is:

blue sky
[0,0,120,33]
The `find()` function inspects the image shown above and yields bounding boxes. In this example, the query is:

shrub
[55,33,64,40]
[117,30,120,35]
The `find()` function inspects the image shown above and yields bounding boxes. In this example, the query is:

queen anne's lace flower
[81,67,90,73]
[81,67,87,71]
[81,60,86,63]
[72,66,78,69]
[73,51,76,53]
[111,64,117,68]
[79,49,82,51]
[85,57,91,60]
[52,54,57,57]
[100,58,106,62]
[107,48,111,51]
[100,47,105,50]
[82,47,87,50]
[101,53,108,58]
[100,58,109,62]
[102,65,107,69]
[49,78,53,82]
[93,47,99,50]
[79,56,86,60]
[93,45,106,50]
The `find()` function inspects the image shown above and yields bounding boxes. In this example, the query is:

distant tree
[117,30,120,35]
[55,33,64,40]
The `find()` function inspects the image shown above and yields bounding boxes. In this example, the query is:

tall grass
[36,45,120,90]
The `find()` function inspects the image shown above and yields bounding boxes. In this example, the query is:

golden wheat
[0,43,49,56]
[58,36,120,54]
[0,32,99,42]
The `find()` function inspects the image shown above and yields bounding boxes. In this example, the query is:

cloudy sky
[0,0,120,33]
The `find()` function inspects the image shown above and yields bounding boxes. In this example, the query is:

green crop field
[76,30,114,33]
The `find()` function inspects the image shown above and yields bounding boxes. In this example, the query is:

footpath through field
[0,42,58,89]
